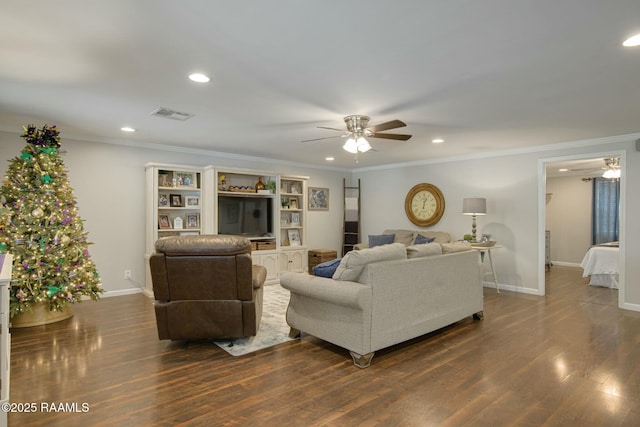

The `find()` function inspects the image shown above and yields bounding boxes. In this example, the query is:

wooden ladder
[342,178,361,255]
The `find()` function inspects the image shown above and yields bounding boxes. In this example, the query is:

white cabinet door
[255,252,279,283]
[279,249,306,274]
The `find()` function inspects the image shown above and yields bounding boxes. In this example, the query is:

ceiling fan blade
[369,132,412,141]
[301,135,343,143]
[317,126,346,132]
[367,119,406,133]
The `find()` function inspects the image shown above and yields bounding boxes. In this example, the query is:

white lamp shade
[462,198,486,215]
[356,137,371,152]
[343,137,358,153]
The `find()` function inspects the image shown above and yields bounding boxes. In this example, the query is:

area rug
[214,284,295,356]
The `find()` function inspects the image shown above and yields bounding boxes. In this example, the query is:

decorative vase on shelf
[255,177,266,191]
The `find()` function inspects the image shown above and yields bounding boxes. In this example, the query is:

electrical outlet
[124,270,132,280]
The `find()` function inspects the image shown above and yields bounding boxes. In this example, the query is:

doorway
[538,151,625,307]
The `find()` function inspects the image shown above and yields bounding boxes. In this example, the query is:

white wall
[354,134,640,310]
[546,176,592,265]
[0,131,348,296]
[3,129,639,310]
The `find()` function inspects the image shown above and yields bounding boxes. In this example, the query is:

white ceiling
[1,1,639,169]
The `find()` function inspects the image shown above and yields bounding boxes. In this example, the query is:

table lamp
[462,198,486,242]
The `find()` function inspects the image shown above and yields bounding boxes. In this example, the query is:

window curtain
[592,178,620,245]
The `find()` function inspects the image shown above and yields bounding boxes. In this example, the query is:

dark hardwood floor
[8,266,640,426]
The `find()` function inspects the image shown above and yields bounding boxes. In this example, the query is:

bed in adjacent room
[580,242,619,288]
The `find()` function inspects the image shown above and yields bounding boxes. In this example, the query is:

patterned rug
[214,284,295,356]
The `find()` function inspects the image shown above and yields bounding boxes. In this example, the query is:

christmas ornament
[32,207,44,218]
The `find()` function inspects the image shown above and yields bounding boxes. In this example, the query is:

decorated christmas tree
[0,125,103,318]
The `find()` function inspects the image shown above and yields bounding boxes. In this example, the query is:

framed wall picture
[170,194,183,207]
[158,214,172,229]
[175,171,197,188]
[288,229,301,246]
[186,213,200,229]
[308,187,329,210]
[185,196,200,208]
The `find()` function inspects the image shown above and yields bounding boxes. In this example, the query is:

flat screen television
[217,196,273,238]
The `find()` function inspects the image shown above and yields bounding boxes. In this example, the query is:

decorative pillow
[382,229,416,246]
[368,234,395,248]
[333,243,407,281]
[414,234,435,245]
[406,242,442,259]
[312,258,342,278]
[440,241,473,254]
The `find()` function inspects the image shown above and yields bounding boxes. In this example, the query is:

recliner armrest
[252,265,267,289]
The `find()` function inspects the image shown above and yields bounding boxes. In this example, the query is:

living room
[2,1,640,425]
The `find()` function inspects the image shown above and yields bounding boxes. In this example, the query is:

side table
[470,244,502,294]
[308,249,338,275]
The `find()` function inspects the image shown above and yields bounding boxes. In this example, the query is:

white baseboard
[102,287,143,298]
[550,261,582,268]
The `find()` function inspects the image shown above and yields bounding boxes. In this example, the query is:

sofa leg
[349,351,375,368]
[288,327,301,339]
[473,311,484,320]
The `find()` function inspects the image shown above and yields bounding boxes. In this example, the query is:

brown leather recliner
[149,234,267,340]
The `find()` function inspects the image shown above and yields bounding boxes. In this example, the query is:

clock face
[404,183,445,227]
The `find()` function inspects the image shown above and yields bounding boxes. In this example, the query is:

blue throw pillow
[414,234,435,245]
[313,258,342,277]
[368,234,395,248]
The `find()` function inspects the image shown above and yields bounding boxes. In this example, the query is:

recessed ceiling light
[188,73,210,83]
[623,34,640,47]
[121,127,135,132]
[559,168,568,172]
[432,138,444,143]
[325,157,334,161]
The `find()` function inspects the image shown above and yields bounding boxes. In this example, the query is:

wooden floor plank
[8,266,640,426]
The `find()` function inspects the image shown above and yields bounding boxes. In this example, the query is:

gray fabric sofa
[354,228,452,250]
[280,242,483,368]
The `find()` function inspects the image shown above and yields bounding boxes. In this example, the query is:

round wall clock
[404,183,445,227]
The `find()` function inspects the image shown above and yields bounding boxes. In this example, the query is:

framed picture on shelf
[309,187,329,210]
[186,213,200,229]
[185,196,200,207]
[170,194,182,207]
[289,198,299,210]
[158,193,169,207]
[175,171,197,189]
[290,212,300,225]
[288,229,301,246]
[158,214,172,229]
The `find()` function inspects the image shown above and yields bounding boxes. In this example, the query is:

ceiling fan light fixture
[356,137,371,152]
[343,137,358,153]
[602,169,621,179]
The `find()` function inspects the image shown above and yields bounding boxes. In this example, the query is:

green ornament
[47,286,60,297]
[41,174,53,184]
[0,244,6,253]
[20,151,33,161]
[40,237,45,253]
[37,147,58,155]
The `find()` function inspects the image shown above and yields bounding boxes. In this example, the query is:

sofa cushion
[417,231,451,244]
[414,234,435,245]
[368,234,395,248]
[441,241,473,253]
[406,242,443,259]
[383,229,416,246]
[313,258,342,278]
[333,243,407,281]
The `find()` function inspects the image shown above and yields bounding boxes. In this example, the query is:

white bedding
[580,245,619,288]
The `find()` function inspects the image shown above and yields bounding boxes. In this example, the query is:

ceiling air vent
[150,107,195,121]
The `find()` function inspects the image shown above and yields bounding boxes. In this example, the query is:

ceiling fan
[569,157,620,179]
[302,115,412,154]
